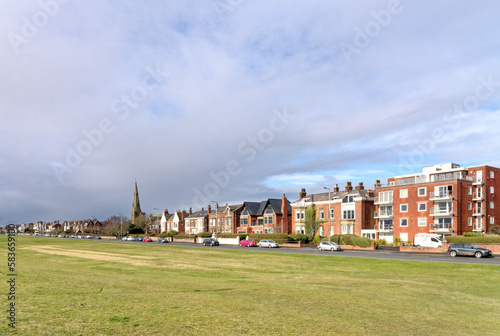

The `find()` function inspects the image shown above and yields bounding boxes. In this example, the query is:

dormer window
[343,195,354,203]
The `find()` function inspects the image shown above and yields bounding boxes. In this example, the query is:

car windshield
[268,240,275,243]
[470,244,480,249]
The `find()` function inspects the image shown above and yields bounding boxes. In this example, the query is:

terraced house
[236,196,291,234]
[374,163,500,244]
[291,182,376,238]
[184,208,208,234]
[207,203,243,234]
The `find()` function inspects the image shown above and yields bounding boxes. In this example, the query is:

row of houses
[155,163,500,244]
[9,219,103,234]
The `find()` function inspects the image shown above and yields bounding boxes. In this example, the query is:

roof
[298,189,372,203]
[186,210,208,219]
[242,199,291,216]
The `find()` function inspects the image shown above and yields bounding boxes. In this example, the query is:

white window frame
[418,203,426,211]
[491,171,495,178]
[400,204,408,212]
[400,218,408,227]
[468,186,472,195]
[296,211,300,220]
[319,208,324,219]
[491,217,495,224]
[491,186,494,194]
[330,225,334,236]
[330,208,334,219]
[418,187,426,196]
[418,218,427,227]
[400,189,408,198]
[468,202,472,210]
[468,217,472,226]
[490,201,494,209]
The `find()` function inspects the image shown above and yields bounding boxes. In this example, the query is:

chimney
[207,205,211,214]
[334,184,339,192]
[281,194,289,234]
[189,207,193,215]
[299,188,307,199]
[375,179,380,187]
[356,182,364,190]
[345,182,353,192]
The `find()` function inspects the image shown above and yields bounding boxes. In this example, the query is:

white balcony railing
[430,207,453,216]
[472,192,483,201]
[429,191,453,200]
[472,208,484,216]
[473,224,483,231]
[377,224,393,232]
[374,210,393,218]
[430,223,453,232]
[374,196,393,204]
[472,176,484,185]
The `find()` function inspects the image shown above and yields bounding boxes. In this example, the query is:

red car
[142,237,153,242]
[239,239,257,247]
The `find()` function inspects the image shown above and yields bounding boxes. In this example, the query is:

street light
[118,213,124,238]
[153,208,159,235]
[324,187,331,239]
[212,201,218,239]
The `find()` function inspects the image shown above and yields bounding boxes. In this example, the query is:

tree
[304,204,323,236]
[489,223,500,235]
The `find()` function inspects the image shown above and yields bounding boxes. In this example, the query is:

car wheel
[239,244,243,247]
[449,250,457,257]
[475,251,483,258]
[268,245,271,248]
[319,247,322,251]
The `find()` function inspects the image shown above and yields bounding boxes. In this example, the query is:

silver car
[318,241,342,251]
[258,240,279,248]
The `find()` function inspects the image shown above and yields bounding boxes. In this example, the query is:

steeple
[131,180,145,224]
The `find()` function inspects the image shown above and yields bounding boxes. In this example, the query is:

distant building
[207,203,243,234]
[131,181,145,224]
[236,196,291,234]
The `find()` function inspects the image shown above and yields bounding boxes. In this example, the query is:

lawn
[1,236,499,335]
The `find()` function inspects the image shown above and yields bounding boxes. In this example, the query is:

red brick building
[208,203,243,234]
[236,196,291,234]
[291,182,376,238]
[374,163,500,243]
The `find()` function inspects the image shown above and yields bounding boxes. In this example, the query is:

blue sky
[1,0,500,224]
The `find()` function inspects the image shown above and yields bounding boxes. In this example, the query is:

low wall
[339,242,376,251]
[399,246,443,253]
[195,237,240,245]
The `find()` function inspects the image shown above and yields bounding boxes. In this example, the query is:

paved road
[112,239,500,265]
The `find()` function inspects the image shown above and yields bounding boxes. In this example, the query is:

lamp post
[118,213,124,238]
[153,208,159,235]
[324,187,331,239]
[212,201,218,239]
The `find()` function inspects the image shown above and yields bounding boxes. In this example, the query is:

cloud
[1,0,500,224]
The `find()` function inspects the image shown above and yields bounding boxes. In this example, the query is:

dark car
[158,238,169,243]
[203,238,219,246]
[448,243,492,258]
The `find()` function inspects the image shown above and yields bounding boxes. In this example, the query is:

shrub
[248,233,288,244]
[377,239,388,246]
[464,232,482,237]
[166,230,179,237]
[219,234,238,238]
[198,232,213,238]
[394,237,401,247]
[175,234,197,239]
[313,235,322,244]
[288,234,313,243]
[489,224,500,235]
[446,235,500,244]
[350,235,372,248]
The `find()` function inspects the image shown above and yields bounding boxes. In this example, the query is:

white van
[414,234,442,248]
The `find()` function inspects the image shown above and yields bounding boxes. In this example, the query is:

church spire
[131,180,145,224]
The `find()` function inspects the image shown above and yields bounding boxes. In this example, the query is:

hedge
[328,234,372,248]
[248,233,289,244]
[446,235,500,244]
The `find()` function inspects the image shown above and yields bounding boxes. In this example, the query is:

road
[113,239,500,265]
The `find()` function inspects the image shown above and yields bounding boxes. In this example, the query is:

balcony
[472,176,484,185]
[472,192,483,201]
[473,224,483,232]
[377,224,393,232]
[430,222,453,233]
[374,196,393,205]
[374,210,393,219]
[430,207,453,216]
[472,208,484,217]
[429,191,453,201]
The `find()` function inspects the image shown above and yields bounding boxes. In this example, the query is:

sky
[1,0,500,225]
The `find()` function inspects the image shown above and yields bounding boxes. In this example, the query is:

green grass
[1,236,499,335]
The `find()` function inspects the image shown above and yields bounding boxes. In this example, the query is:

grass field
[1,236,500,336]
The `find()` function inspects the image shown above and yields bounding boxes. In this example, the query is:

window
[343,195,354,203]
[242,208,248,216]
[491,171,495,178]
[265,205,273,214]
[418,203,426,211]
[468,202,472,210]
[320,209,324,219]
[330,208,334,219]
[418,187,426,196]
[418,218,427,227]
[341,224,353,234]
[330,225,334,236]
[491,201,494,209]
[268,217,273,224]
[258,219,263,225]
[400,204,408,212]
[491,186,494,194]
[341,225,347,234]
[400,189,408,198]
[491,217,495,224]
[400,232,408,242]
[296,211,300,220]
[319,226,324,236]
[342,210,355,219]
[468,186,472,195]
[378,191,393,203]
[400,218,408,227]
[468,217,472,226]
[264,217,268,224]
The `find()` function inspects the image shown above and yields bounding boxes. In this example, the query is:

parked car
[240,239,257,247]
[414,234,442,248]
[135,237,143,241]
[258,240,279,248]
[91,235,101,239]
[122,236,129,241]
[318,241,342,251]
[142,237,153,242]
[126,236,135,241]
[158,238,169,243]
[448,243,492,258]
[203,238,219,246]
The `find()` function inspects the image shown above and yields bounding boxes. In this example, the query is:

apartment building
[291,182,376,238]
[374,163,500,243]
[207,203,243,234]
